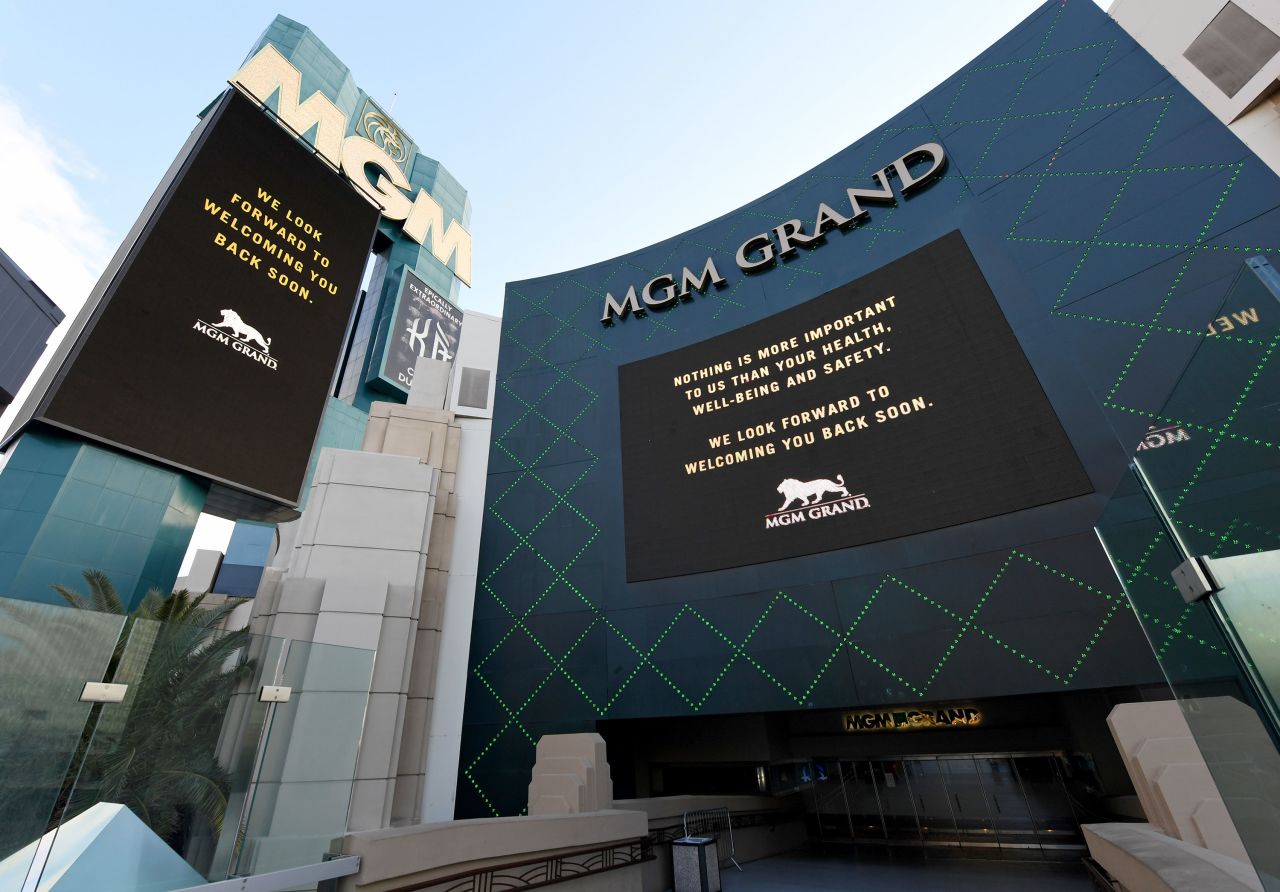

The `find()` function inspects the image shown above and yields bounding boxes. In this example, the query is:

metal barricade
[681,807,740,870]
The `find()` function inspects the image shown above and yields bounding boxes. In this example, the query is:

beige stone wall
[1082,823,1262,892]
[1106,700,1250,861]
[528,733,615,815]
[1082,700,1277,891]
[361,403,463,824]
[334,810,648,892]
[243,402,464,835]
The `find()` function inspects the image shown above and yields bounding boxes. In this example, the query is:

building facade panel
[0,248,63,411]
[461,0,1280,817]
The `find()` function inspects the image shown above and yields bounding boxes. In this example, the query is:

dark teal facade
[0,248,63,412]
[0,431,205,608]
[460,0,1280,817]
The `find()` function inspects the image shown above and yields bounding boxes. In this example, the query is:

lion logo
[213,309,271,353]
[777,474,850,512]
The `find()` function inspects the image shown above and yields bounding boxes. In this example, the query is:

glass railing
[231,637,375,877]
[0,600,124,888]
[0,595,373,891]
[1095,256,1280,891]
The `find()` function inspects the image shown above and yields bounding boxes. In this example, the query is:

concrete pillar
[175,548,223,593]
[246,403,462,832]
[243,321,497,834]
[358,401,461,825]
[527,734,615,816]
[419,414,489,822]
[1106,701,1251,863]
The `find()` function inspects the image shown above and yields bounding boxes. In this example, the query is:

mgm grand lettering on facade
[600,144,946,325]
[844,706,982,732]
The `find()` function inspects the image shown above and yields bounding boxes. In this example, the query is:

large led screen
[39,90,379,505]
[619,231,1093,581]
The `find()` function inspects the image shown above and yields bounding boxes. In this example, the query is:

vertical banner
[380,269,464,392]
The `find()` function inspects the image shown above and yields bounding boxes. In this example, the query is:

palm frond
[51,584,90,610]
[84,570,125,614]
[56,569,257,848]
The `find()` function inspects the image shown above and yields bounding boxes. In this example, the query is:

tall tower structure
[0,16,472,609]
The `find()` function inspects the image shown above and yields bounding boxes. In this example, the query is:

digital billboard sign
[38,89,380,505]
[618,232,1093,581]
[379,268,464,393]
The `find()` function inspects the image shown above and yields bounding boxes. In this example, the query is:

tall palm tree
[52,571,254,846]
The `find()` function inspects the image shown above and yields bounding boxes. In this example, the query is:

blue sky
[0,0,1063,312]
[0,0,1082,562]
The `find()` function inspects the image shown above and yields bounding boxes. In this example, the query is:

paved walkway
[720,850,1094,891]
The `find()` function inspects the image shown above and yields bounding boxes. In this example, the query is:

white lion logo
[777,474,850,511]
[213,309,271,353]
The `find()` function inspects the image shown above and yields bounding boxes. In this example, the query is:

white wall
[420,308,500,820]
[1110,0,1280,174]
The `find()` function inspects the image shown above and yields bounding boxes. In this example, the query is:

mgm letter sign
[232,44,473,287]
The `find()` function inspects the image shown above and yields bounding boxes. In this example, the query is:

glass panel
[36,612,264,890]
[978,756,1036,852]
[1135,260,1280,566]
[941,757,997,850]
[0,598,123,892]
[1011,756,1078,844]
[0,596,376,890]
[206,634,286,880]
[1097,258,1280,890]
[1099,472,1280,889]
[874,759,922,844]
[845,761,884,841]
[1095,470,1239,693]
[1208,553,1280,723]
[233,638,375,877]
[907,758,961,848]
[809,759,846,840]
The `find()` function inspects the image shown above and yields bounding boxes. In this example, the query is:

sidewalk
[720,850,1094,891]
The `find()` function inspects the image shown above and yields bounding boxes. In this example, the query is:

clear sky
[0,0,1088,568]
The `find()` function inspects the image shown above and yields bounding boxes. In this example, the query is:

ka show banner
[378,268,464,394]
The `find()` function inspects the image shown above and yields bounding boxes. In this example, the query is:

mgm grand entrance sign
[844,705,983,732]
[601,143,946,325]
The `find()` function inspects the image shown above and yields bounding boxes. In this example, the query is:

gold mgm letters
[231,45,473,287]
[843,706,983,732]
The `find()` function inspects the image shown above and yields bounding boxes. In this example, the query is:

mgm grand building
[458,0,1280,856]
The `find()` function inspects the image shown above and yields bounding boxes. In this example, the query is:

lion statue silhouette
[213,309,271,353]
[777,474,850,511]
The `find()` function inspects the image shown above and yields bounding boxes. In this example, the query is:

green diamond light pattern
[462,2,1280,816]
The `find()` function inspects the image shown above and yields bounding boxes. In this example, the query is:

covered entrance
[804,753,1084,858]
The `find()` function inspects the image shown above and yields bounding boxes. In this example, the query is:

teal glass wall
[0,430,206,610]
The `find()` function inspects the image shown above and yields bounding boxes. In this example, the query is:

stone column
[527,733,615,816]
